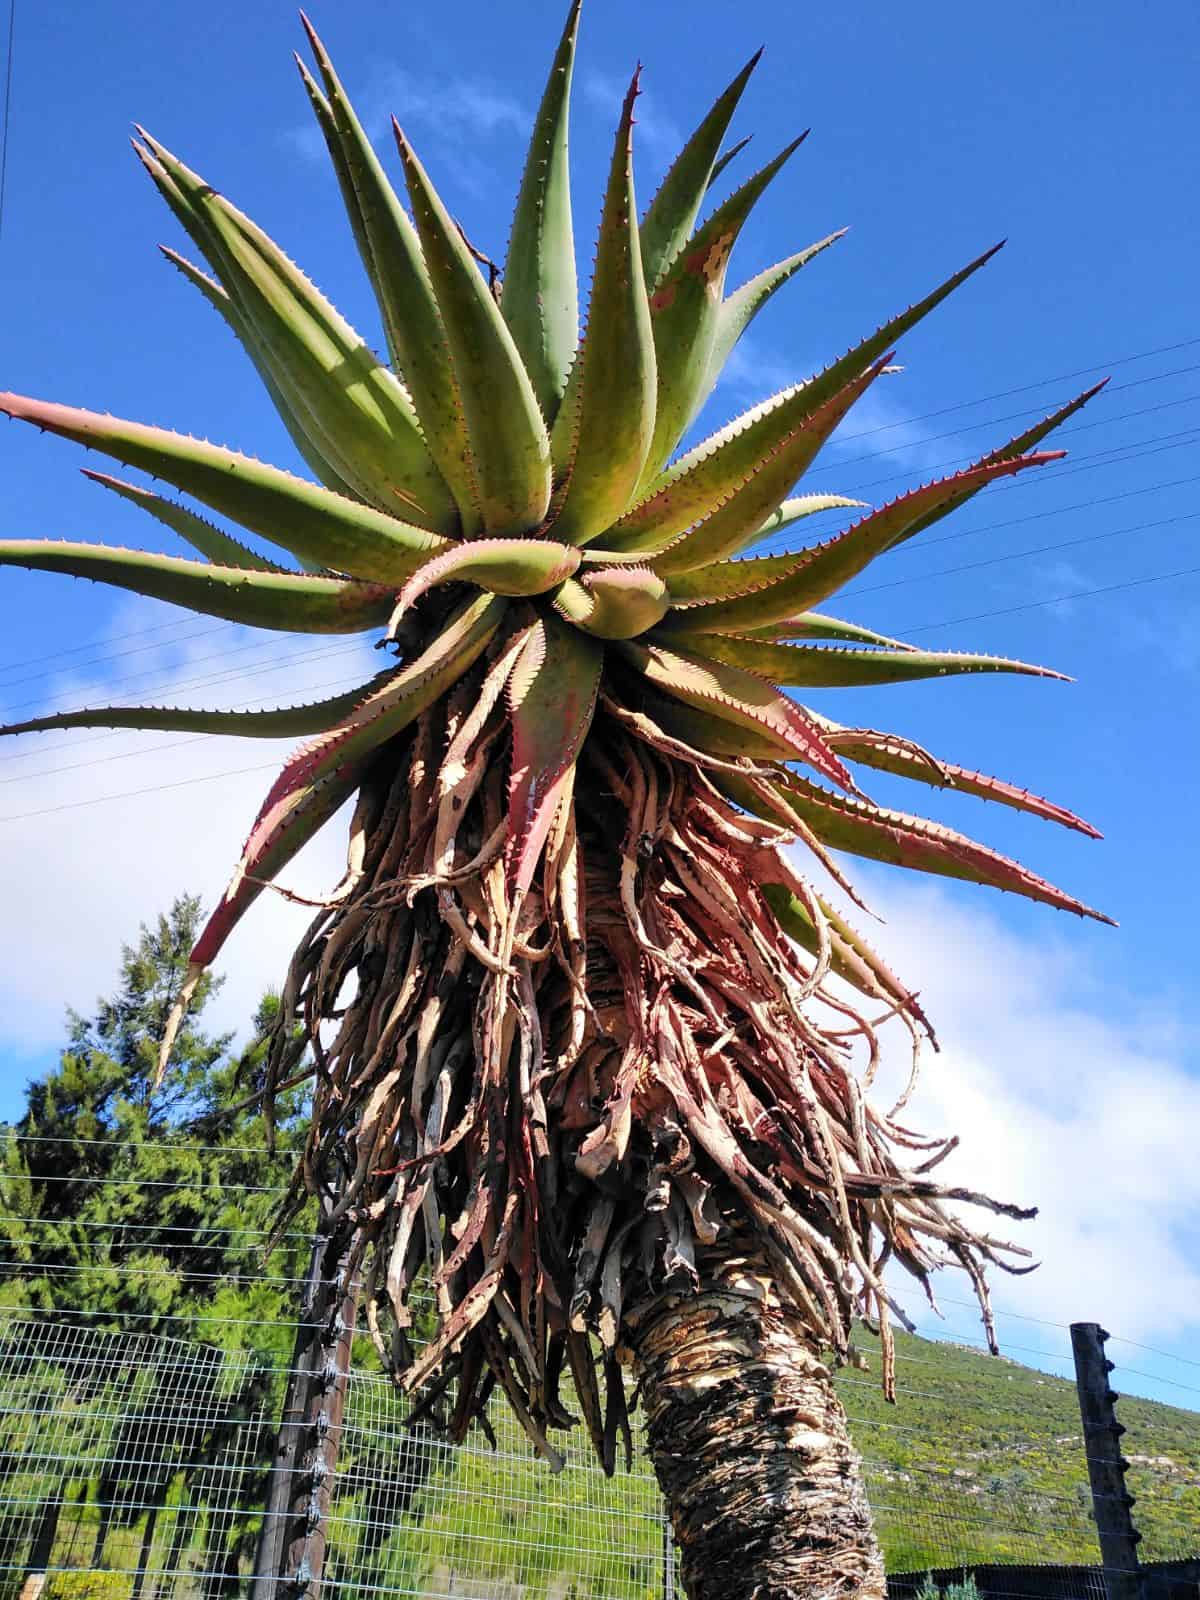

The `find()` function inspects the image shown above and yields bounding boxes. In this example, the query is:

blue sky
[0,0,1197,1408]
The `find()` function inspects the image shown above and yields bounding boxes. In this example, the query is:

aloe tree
[0,8,1109,1596]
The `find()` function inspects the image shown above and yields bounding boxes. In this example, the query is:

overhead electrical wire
[1,425,1195,712]
[2,555,1197,824]
[902,562,1200,636]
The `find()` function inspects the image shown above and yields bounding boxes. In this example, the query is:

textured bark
[626,1238,885,1600]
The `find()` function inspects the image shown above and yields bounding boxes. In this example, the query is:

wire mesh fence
[1,1136,1197,1600]
[0,1312,666,1600]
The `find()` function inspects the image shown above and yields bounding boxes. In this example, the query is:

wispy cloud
[0,603,378,1063]
[813,871,1200,1355]
[714,332,799,403]
[283,64,528,195]
[1033,558,1094,620]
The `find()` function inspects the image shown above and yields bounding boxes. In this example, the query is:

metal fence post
[1070,1322,1142,1600]
[252,1207,358,1600]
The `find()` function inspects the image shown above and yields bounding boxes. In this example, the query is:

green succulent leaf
[639,50,762,292]
[549,72,657,545]
[656,451,1062,633]
[552,566,669,639]
[0,675,400,740]
[698,231,847,415]
[292,52,376,286]
[620,637,851,786]
[638,134,808,491]
[685,635,1066,688]
[0,394,451,583]
[81,470,287,573]
[501,0,582,420]
[506,613,602,893]
[731,611,915,649]
[652,354,893,574]
[608,357,888,560]
[624,688,792,762]
[760,882,929,1029]
[155,241,361,502]
[707,135,753,191]
[898,380,1109,545]
[0,541,394,633]
[742,492,866,550]
[191,591,505,967]
[136,130,457,531]
[394,539,581,621]
[298,20,481,533]
[395,125,552,537]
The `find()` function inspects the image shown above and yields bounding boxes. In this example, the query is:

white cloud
[826,872,1200,1353]
[283,63,527,192]
[0,605,380,1055]
[714,332,799,403]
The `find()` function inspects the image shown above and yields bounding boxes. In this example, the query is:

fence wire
[1,1139,1198,1600]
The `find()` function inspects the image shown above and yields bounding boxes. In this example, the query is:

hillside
[314,1322,1200,1596]
[3,1310,1197,1600]
[838,1327,1200,1571]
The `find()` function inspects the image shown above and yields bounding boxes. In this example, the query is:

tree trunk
[129,1502,161,1600]
[624,1238,885,1600]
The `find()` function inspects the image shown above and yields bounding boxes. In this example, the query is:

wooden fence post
[252,1209,358,1600]
[1070,1322,1142,1600]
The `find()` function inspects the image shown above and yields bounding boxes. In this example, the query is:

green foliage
[0,898,312,1588]
[915,1573,981,1600]
[43,1571,132,1600]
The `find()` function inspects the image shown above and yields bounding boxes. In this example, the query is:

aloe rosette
[0,5,1108,1467]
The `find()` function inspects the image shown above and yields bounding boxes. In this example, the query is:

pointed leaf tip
[394,120,553,536]
[547,62,656,544]
[501,0,582,418]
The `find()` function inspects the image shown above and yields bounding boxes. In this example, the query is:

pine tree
[0,899,310,1592]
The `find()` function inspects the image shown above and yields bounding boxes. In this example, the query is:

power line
[0,632,367,720]
[5,505,1195,792]
[741,335,1200,447]
[888,468,1200,557]
[0,755,283,824]
[742,424,1200,558]
[844,509,1200,603]
[0,618,227,691]
[0,374,1193,699]
[0,613,223,681]
[901,562,1200,636]
[807,360,1200,476]
[1,555,1199,821]
[0,667,364,786]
